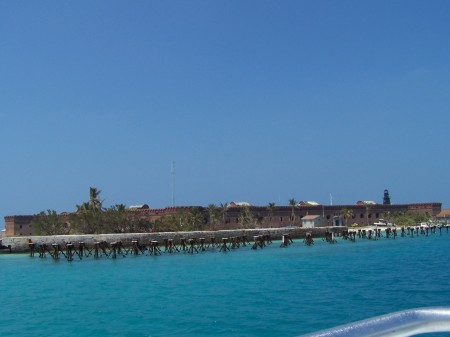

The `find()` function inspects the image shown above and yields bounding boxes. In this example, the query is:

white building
[301,215,323,228]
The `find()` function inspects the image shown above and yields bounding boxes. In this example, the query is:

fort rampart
[2,202,442,237]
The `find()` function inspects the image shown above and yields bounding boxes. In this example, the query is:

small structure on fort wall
[128,204,150,210]
[436,209,450,223]
[356,200,377,206]
[301,215,323,228]
[228,201,251,207]
[297,201,321,206]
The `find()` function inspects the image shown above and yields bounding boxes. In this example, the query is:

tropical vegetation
[32,187,153,235]
[289,198,296,223]
[340,208,354,227]
[31,187,436,235]
[383,210,430,227]
[153,207,206,232]
[266,202,276,228]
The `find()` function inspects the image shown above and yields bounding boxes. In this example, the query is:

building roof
[301,215,321,220]
[356,200,377,205]
[436,209,450,218]
[228,201,251,207]
[297,201,321,206]
[128,204,150,210]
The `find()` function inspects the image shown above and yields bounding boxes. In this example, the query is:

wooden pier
[4,225,449,262]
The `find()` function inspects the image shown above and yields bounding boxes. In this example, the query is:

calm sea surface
[1,232,450,337]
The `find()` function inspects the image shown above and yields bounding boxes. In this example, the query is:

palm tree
[76,202,90,212]
[365,204,373,226]
[289,198,296,224]
[88,187,103,211]
[32,210,71,235]
[238,205,255,229]
[266,202,276,228]
[113,203,126,212]
[73,187,104,234]
[76,187,103,212]
[218,202,228,229]
[340,208,354,227]
[186,207,206,231]
[104,204,128,233]
[382,211,392,224]
[207,204,219,230]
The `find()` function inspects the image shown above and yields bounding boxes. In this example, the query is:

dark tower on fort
[383,189,391,205]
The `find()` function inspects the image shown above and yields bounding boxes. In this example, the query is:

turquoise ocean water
[1,232,450,337]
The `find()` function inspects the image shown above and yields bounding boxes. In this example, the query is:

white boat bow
[299,307,450,337]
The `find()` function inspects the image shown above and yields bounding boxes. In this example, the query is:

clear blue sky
[1,1,449,228]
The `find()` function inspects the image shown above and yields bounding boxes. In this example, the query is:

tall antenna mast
[171,161,175,207]
[329,193,333,206]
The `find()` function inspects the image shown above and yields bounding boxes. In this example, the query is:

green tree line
[381,210,430,227]
[339,207,431,227]
[32,189,434,235]
[32,187,154,235]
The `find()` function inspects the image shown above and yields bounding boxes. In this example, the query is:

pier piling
[29,242,35,257]
[51,243,61,260]
[65,243,74,261]
[38,244,47,258]
[186,239,198,254]
[198,238,206,251]
[251,236,265,250]
[149,240,161,255]
[220,238,230,252]
[280,234,293,247]
[303,233,314,246]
